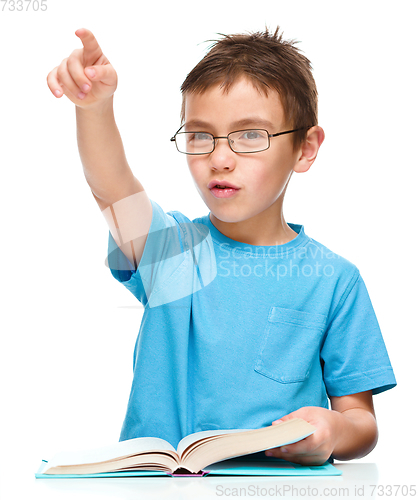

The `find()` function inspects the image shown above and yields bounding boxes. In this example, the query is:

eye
[241,130,263,140]
[185,132,211,144]
[192,132,212,141]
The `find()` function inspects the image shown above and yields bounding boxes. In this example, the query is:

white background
[1,0,417,498]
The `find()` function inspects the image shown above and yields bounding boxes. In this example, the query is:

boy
[47,27,396,466]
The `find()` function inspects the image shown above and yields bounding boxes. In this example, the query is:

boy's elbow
[333,411,378,461]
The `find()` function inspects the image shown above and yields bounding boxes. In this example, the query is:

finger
[265,447,294,461]
[47,67,64,98]
[272,416,296,425]
[272,411,301,424]
[67,50,93,94]
[59,83,82,102]
[84,63,117,86]
[265,447,325,466]
[56,58,87,100]
[265,434,315,458]
[280,436,317,455]
[277,452,326,466]
[75,28,103,68]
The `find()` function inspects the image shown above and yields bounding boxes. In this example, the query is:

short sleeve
[106,199,217,308]
[321,271,396,396]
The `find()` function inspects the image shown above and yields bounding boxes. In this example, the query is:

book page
[183,420,315,473]
[47,437,177,468]
[177,429,253,457]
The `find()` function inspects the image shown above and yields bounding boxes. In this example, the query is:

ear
[293,126,325,173]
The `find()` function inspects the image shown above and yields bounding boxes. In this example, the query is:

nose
[209,137,236,171]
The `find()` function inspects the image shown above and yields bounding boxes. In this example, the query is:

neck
[209,209,298,246]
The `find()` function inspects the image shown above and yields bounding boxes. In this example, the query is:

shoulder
[147,202,209,242]
[166,208,211,242]
[166,207,206,226]
[301,234,361,291]
[165,207,192,223]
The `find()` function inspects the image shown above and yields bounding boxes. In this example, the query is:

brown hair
[180,27,318,151]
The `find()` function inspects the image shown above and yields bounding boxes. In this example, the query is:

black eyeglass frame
[170,126,312,155]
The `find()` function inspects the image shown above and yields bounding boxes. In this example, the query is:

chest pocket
[254,306,327,384]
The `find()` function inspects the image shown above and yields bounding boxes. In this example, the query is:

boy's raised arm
[47,28,152,269]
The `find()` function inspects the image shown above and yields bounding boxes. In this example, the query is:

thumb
[84,64,116,85]
[272,411,298,424]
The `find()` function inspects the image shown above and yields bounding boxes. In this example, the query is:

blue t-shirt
[107,199,396,449]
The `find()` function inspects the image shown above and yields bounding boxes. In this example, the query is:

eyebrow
[184,117,275,131]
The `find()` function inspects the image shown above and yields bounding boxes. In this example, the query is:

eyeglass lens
[175,129,270,154]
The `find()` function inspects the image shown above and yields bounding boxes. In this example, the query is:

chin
[210,210,247,224]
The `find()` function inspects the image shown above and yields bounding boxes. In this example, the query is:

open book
[40,419,315,476]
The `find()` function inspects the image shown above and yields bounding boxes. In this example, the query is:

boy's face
[183,77,305,237]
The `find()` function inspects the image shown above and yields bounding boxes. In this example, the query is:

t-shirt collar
[201,213,309,256]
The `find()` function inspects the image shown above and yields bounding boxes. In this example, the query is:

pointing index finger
[75,28,103,68]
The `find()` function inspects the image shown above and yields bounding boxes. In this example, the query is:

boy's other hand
[265,407,341,466]
[46,28,118,108]
[266,392,377,465]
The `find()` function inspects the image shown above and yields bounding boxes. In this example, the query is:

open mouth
[210,185,240,199]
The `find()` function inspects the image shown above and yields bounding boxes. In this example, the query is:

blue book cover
[35,457,341,478]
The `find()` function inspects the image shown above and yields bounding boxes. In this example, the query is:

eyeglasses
[170,126,311,155]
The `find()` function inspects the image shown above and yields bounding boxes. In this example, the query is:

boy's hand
[266,392,377,465]
[265,406,341,466]
[46,28,117,108]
